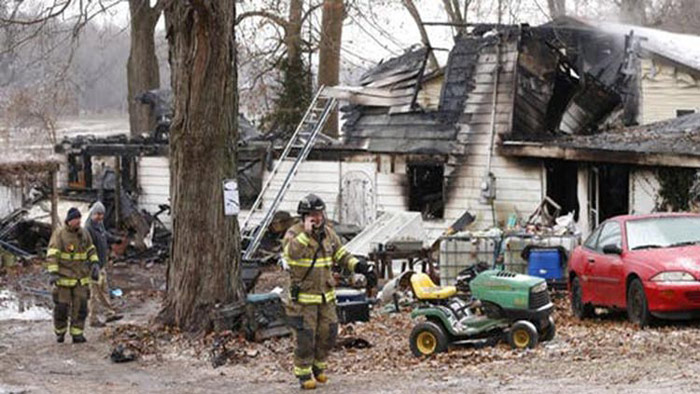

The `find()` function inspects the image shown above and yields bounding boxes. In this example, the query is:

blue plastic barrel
[527,248,564,280]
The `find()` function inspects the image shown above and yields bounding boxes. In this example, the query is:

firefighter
[283,194,377,390]
[46,207,100,343]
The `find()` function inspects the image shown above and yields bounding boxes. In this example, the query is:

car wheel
[627,278,652,327]
[409,321,449,357]
[507,320,539,350]
[541,316,556,342]
[571,277,594,319]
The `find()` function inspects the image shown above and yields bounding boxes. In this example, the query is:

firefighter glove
[354,259,378,288]
[365,263,378,289]
[90,263,100,281]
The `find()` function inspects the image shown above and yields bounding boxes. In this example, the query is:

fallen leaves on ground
[92,283,700,386]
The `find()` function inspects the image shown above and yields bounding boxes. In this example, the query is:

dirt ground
[3,264,700,394]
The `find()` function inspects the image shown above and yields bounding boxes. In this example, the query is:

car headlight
[650,271,697,282]
[531,281,547,293]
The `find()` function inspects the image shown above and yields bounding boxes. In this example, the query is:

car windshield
[626,216,700,250]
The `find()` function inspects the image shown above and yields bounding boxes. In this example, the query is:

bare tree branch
[402,0,439,69]
[236,10,289,30]
[0,0,72,26]
[300,2,324,24]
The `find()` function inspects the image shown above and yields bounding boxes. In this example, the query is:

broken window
[545,160,579,221]
[407,163,444,220]
[67,153,92,190]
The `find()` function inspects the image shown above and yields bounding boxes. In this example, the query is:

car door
[589,222,624,306]
[580,226,602,304]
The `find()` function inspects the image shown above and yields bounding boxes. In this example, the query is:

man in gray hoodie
[85,202,123,327]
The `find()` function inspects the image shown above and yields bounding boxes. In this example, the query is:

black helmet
[297,193,326,215]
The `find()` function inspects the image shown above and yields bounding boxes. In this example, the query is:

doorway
[589,164,629,226]
[407,163,444,220]
[545,160,579,221]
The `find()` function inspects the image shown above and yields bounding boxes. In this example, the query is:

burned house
[55,114,268,231]
[502,18,700,232]
[0,157,61,262]
[245,18,700,239]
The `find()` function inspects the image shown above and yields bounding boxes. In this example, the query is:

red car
[569,213,700,326]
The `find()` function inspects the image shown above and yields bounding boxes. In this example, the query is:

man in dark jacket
[85,202,123,327]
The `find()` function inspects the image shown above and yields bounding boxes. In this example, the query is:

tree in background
[317,0,345,137]
[158,0,243,332]
[619,0,647,25]
[237,0,321,136]
[0,0,126,146]
[127,0,164,137]
[442,0,470,36]
[402,0,439,70]
[548,0,566,19]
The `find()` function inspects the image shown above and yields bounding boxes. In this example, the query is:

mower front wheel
[507,320,539,350]
[540,316,556,342]
[409,321,448,357]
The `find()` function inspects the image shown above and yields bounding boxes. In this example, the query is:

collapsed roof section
[334,31,507,157]
[331,19,654,160]
[501,113,700,168]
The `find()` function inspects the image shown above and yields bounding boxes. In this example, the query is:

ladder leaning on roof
[241,86,337,259]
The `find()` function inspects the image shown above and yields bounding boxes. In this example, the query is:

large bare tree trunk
[547,0,566,19]
[158,0,242,332]
[402,0,439,70]
[127,0,161,137]
[442,0,466,36]
[286,0,303,69]
[317,0,344,138]
[620,0,647,25]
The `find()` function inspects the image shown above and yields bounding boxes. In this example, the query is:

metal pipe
[485,36,501,174]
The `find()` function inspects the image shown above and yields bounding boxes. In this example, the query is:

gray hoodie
[85,202,120,267]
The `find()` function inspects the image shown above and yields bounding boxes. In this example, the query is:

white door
[340,171,376,228]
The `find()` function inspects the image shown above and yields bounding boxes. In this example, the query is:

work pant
[53,284,90,337]
[88,268,116,323]
[286,301,338,379]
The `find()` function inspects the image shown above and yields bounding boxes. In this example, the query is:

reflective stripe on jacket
[46,226,98,283]
[283,222,358,304]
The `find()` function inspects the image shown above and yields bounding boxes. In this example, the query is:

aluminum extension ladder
[241,86,337,259]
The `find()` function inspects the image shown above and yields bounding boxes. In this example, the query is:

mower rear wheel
[507,320,539,350]
[541,316,556,342]
[571,277,594,319]
[409,321,448,357]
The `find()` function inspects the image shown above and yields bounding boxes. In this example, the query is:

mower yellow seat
[411,273,457,300]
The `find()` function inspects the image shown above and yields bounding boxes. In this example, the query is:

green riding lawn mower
[408,264,555,357]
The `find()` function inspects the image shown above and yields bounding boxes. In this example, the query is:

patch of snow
[56,115,129,138]
[0,290,51,321]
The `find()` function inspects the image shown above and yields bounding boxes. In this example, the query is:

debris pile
[0,192,53,263]
[106,323,182,363]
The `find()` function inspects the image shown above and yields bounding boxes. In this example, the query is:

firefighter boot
[313,366,328,384]
[72,335,87,344]
[56,334,65,343]
[299,375,317,390]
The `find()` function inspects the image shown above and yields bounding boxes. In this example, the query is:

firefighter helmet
[297,193,326,215]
